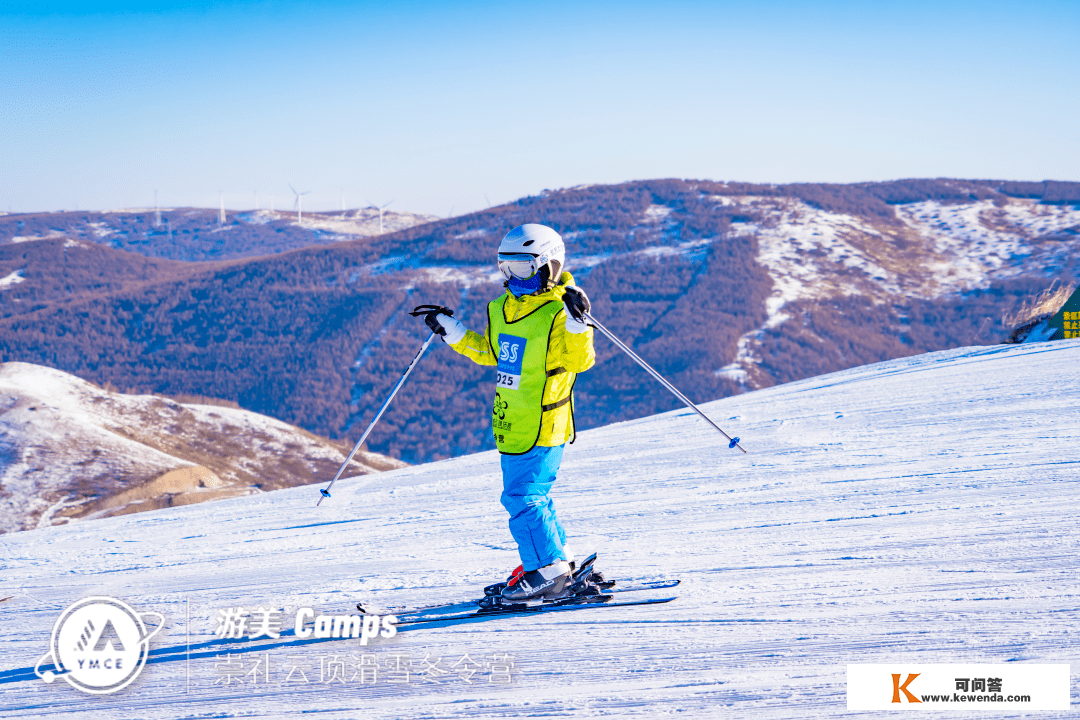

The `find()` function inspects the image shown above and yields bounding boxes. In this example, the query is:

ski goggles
[497,253,539,281]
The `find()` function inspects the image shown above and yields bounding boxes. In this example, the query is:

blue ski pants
[500,444,570,571]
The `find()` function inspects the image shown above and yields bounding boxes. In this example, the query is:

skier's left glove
[562,286,591,334]
[411,305,467,344]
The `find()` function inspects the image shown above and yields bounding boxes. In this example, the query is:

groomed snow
[1,340,1078,718]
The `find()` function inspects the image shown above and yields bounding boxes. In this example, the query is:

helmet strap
[537,265,553,288]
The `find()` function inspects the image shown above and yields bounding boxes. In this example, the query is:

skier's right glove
[411,305,466,344]
[562,286,591,334]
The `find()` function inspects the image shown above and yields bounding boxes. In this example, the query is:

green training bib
[488,296,563,454]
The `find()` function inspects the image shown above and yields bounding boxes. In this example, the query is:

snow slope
[1,340,1078,718]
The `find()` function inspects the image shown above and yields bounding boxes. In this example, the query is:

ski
[394,593,678,627]
[358,579,680,617]
[355,553,679,621]
[605,578,680,593]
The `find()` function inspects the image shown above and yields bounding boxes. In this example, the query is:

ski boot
[498,560,574,602]
[484,565,525,597]
[484,551,582,597]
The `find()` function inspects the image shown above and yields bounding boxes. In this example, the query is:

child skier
[422,224,594,602]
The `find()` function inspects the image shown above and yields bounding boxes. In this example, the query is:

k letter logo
[892,673,922,703]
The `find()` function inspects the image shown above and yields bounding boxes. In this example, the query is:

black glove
[410,305,455,337]
[562,286,590,323]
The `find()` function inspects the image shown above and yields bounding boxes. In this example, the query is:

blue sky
[1,1,1077,216]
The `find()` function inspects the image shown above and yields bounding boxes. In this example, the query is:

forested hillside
[1,178,1078,463]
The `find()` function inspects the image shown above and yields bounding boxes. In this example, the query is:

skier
[420,224,594,602]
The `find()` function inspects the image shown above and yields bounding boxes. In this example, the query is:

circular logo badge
[35,596,164,695]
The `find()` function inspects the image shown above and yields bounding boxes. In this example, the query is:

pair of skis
[358,554,679,627]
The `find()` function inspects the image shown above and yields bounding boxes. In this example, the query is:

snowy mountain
[1,339,1077,717]
[0,363,405,534]
[0,207,440,262]
[719,195,1080,385]
[1,179,1078,464]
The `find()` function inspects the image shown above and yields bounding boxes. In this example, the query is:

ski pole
[583,311,746,453]
[317,306,453,505]
[317,332,435,505]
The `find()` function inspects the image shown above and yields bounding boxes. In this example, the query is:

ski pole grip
[410,305,454,318]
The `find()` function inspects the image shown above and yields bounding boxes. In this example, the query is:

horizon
[2,174,1078,217]
[2,1,1078,216]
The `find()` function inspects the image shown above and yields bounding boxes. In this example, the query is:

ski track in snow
[1,341,1078,717]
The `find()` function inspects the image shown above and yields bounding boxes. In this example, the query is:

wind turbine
[219,192,226,228]
[367,200,393,234]
[289,183,311,224]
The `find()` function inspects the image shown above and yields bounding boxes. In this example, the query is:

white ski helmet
[497,224,565,286]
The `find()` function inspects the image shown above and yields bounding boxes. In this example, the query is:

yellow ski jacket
[449,272,595,448]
